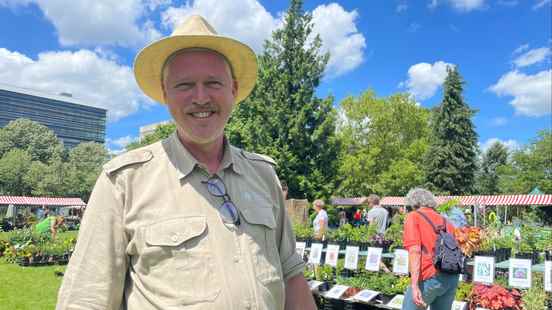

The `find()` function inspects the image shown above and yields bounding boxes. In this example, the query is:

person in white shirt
[366,194,389,234]
[312,199,328,240]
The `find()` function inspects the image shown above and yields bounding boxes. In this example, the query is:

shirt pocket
[142,216,220,306]
[240,206,282,285]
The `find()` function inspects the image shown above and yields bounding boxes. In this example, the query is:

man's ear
[232,79,238,98]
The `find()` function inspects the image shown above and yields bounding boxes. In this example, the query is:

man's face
[162,50,238,147]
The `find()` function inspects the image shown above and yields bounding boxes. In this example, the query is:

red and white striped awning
[332,195,552,207]
[0,196,85,206]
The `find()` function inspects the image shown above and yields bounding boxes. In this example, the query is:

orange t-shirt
[402,207,456,280]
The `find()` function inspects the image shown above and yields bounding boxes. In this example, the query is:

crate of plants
[468,283,522,310]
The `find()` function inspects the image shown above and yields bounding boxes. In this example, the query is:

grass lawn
[0,230,77,310]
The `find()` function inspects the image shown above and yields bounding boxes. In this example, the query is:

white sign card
[352,289,379,303]
[508,258,532,288]
[307,280,323,291]
[324,285,349,299]
[473,256,495,284]
[475,308,490,310]
[295,242,306,259]
[545,260,552,292]
[386,294,404,309]
[392,249,409,274]
[451,301,468,310]
[325,244,340,267]
[365,247,383,271]
[308,243,323,265]
[344,246,360,270]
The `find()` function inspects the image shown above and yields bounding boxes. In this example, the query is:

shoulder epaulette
[103,150,154,175]
[240,150,277,166]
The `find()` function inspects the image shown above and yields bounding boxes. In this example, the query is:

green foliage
[521,277,547,310]
[126,123,176,151]
[498,130,552,194]
[64,142,109,201]
[336,91,430,197]
[476,141,509,194]
[384,213,405,251]
[436,198,461,213]
[314,264,335,282]
[455,281,473,301]
[293,223,313,239]
[226,0,339,201]
[424,67,478,195]
[0,149,33,195]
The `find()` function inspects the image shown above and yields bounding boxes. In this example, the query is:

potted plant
[468,283,522,310]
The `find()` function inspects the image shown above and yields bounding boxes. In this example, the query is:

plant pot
[515,252,540,264]
[318,281,331,293]
[378,294,394,304]
[323,297,346,310]
[497,248,512,262]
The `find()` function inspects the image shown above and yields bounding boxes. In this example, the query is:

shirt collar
[167,132,243,179]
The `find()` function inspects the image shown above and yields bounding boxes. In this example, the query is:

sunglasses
[202,176,240,226]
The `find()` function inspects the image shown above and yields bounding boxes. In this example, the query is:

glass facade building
[0,84,106,148]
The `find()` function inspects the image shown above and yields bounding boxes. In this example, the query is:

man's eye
[206,81,223,88]
[174,82,193,89]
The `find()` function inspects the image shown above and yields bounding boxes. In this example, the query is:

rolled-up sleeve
[56,171,128,310]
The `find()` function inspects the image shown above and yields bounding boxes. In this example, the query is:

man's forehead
[164,48,234,77]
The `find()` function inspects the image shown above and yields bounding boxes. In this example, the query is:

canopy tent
[0,196,85,206]
[331,194,552,207]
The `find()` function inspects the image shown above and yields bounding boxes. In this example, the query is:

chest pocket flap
[240,207,277,229]
[146,217,206,247]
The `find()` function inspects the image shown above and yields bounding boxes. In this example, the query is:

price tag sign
[365,247,383,271]
[392,249,409,274]
[344,246,359,270]
[352,289,379,303]
[324,285,349,299]
[295,242,306,259]
[473,256,495,284]
[308,243,323,265]
[545,260,552,292]
[508,258,532,289]
[325,244,339,267]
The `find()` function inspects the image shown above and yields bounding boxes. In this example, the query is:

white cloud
[397,3,408,13]
[513,43,530,55]
[533,0,551,10]
[108,135,137,148]
[401,61,454,101]
[161,0,280,53]
[480,138,520,152]
[489,70,552,117]
[497,0,518,6]
[1,0,163,47]
[490,117,508,126]
[428,0,486,12]
[0,47,152,121]
[408,23,422,32]
[161,1,365,78]
[513,47,551,68]
[311,3,366,78]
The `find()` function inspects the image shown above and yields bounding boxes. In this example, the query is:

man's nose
[192,84,210,105]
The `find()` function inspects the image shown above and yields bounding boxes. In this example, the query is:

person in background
[281,180,289,200]
[353,208,362,227]
[366,194,389,234]
[312,199,328,240]
[402,188,458,310]
[35,215,64,240]
[338,209,348,227]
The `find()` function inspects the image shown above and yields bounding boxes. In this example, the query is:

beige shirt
[56,133,304,310]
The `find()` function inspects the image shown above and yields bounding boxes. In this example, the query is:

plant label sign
[365,247,383,272]
[386,294,404,309]
[324,285,349,299]
[307,280,323,291]
[344,246,360,270]
[451,301,468,310]
[308,243,323,265]
[393,249,409,274]
[325,244,339,267]
[545,260,552,292]
[295,242,306,259]
[352,289,379,303]
[508,258,532,289]
[473,256,495,284]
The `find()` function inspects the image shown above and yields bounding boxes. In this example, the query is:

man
[57,15,315,310]
[35,215,64,240]
[312,199,328,240]
[365,194,388,234]
[402,188,458,310]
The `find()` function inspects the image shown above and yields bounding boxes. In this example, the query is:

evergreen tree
[477,141,509,194]
[425,67,478,195]
[227,0,339,200]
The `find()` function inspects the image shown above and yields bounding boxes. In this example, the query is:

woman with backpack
[402,188,461,310]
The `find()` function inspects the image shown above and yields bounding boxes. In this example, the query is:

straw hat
[134,15,257,104]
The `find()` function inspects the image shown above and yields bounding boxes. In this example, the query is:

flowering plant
[454,226,483,257]
[469,284,522,310]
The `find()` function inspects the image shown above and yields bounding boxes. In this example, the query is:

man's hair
[161,48,235,90]
[405,188,437,209]
[313,199,325,209]
[367,194,380,205]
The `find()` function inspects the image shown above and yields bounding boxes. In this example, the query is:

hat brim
[134,35,257,104]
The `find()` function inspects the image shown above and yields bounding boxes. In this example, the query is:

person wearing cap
[56,15,315,310]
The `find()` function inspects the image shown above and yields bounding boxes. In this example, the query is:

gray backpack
[416,211,464,274]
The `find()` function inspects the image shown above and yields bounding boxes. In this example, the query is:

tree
[0,149,32,195]
[424,67,478,195]
[0,118,64,163]
[65,142,109,201]
[227,0,339,200]
[476,141,509,194]
[126,123,176,151]
[498,130,552,194]
[336,91,430,197]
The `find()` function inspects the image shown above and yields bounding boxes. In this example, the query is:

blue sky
[0,0,550,153]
